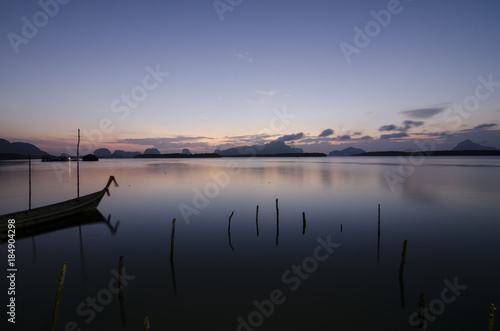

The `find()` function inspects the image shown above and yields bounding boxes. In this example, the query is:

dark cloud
[473,123,497,130]
[379,124,397,132]
[336,135,351,141]
[380,132,409,139]
[319,129,334,137]
[402,120,424,130]
[352,132,362,136]
[400,107,444,119]
[360,135,373,140]
[275,132,304,142]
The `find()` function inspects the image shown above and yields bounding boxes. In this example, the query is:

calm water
[1,157,499,330]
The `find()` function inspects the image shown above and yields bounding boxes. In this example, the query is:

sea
[1,156,499,330]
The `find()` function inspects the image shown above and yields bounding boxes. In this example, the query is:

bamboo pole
[170,219,176,263]
[418,292,425,331]
[489,303,497,331]
[256,205,259,237]
[302,212,306,235]
[170,218,178,296]
[399,240,407,309]
[28,154,31,210]
[51,262,67,331]
[399,240,407,278]
[340,224,343,233]
[77,129,80,198]
[228,212,234,251]
[276,199,279,246]
[119,255,124,292]
[377,204,380,265]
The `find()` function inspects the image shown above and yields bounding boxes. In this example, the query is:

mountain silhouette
[216,140,303,156]
[329,147,366,156]
[452,139,496,151]
[144,148,161,155]
[0,138,49,157]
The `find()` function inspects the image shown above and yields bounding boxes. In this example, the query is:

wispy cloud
[473,123,497,130]
[400,107,444,119]
[255,90,276,96]
[380,132,409,139]
[379,124,397,132]
[319,129,334,137]
[336,135,351,141]
[275,132,304,142]
[233,49,253,63]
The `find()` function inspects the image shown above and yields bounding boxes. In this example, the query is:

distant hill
[94,148,112,157]
[329,147,366,156]
[144,148,161,155]
[452,139,497,151]
[111,150,141,158]
[216,141,303,156]
[0,138,50,158]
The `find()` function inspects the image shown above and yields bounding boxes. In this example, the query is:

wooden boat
[0,176,117,233]
[0,209,119,243]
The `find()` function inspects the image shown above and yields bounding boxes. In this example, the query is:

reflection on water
[0,157,499,330]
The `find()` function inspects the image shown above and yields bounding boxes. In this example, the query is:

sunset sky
[1,0,499,155]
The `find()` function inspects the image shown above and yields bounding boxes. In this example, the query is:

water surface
[1,157,499,330]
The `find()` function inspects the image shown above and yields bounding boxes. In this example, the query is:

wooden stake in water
[302,212,306,235]
[489,303,497,331]
[77,129,80,198]
[51,262,67,331]
[399,240,407,278]
[28,154,32,210]
[228,211,234,251]
[276,199,279,246]
[377,204,381,265]
[399,240,408,309]
[256,205,259,237]
[169,218,178,296]
[418,292,425,331]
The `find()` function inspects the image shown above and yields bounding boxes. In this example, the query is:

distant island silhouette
[0,138,498,160]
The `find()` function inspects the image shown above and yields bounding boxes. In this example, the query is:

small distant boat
[0,176,117,233]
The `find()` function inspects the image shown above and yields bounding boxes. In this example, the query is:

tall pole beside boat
[77,129,80,198]
[29,154,32,210]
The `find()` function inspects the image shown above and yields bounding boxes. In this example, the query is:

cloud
[380,132,409,139]
[336,135,351,141]
[379,124,397,132]
[275,132,304,142]
[402,120,424,130]
[233,49,253,62]
[255,90,276,96]
[400,107,444,119]
[380,121,424,133]
[473,123,497,130]
[245,98,264,105]
[360,135,373,140]
[319,129,334,137]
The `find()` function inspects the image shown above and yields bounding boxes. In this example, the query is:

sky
[1,0,500,155]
